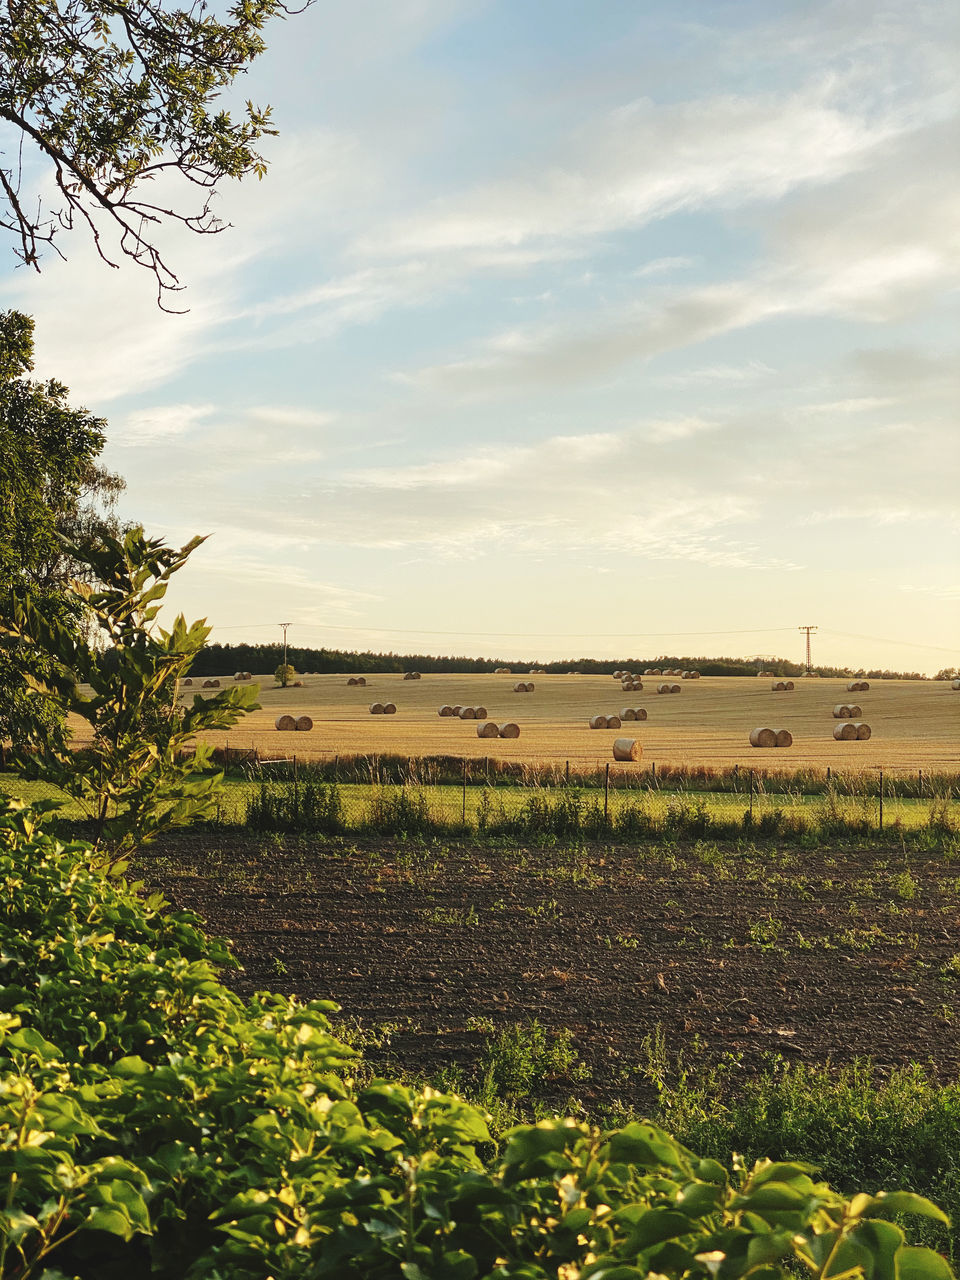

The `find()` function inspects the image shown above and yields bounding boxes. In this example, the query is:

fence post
[461,757,467,828]
[878,767,883,831]
[604,762,610,826]
[565,759,570,787]
[918,768,923,798]
[749,769,754,822]
[294,754,299,823]
[651,760,657,788]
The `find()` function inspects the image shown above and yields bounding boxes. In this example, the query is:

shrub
[0,798,953,1280]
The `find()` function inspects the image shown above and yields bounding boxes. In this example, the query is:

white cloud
[113,403,216,446]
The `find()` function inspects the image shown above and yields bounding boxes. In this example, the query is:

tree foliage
[0,526,259,858]
[0,308,120,752]
[0,0,296,305]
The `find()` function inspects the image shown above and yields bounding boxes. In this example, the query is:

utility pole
[279,621,291,687]
[798,625,818,675]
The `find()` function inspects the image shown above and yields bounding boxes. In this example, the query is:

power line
[820,628,957,655]
[209,621,799,640]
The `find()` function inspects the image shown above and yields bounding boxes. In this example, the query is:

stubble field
[147,672,960,773]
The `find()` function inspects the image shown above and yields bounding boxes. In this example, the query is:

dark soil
[140,832,960,1111]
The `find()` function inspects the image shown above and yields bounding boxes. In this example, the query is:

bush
[0,798,953,1279]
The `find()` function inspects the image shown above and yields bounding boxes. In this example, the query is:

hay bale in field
[833,704,852,718]
[403,671,421,680]
[347,677,358,685]
[244,671,253,680]
[459,706,477,719]
[275,714,296,731]
[683,670,700,679]
[848,704,862,718]
[775,729,792,748]
[498,722,520,738]
[952,679,960,691]
[620,708,637,721]
[383,702,397,715]
[438,705,455,717]
[356,676,366,686]
[846,681,860,692]
[657,683,670,694]
[606,714,622,729]
[853,722,871,740]
[772,681,786,691]
[294,680,304,687]
[526,682,535,691]
[234,672,244,681]
[833,722,857,741]
[513,682,525,693]
[474,705,488,718]
[295,715,313,732]
[495,667,511,674]
[476,720,499,738]
[589,715,607,729]
[634,708,648,721]
[613,738,641,762]
[202,679,214,689]
[749,727,777,748]
[182,678,193,686]
[785,681,795,691]
[613,670,623,680]
[369,703,385,715]
[670,683,680,694]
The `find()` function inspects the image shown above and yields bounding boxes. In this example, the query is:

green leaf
[898,1247,955,1280]
[863,1193,950,1227]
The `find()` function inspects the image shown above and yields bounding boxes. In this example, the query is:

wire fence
[212,752,960,839]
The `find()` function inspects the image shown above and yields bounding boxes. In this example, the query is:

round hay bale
[670,683,680,694]
[498,722,520,738]
[495,667,511,674]
[474,705,488,719]
[833,722,857,741]
[606,715,622,729]
[848,704,862,718]
[234,672,244,681]
[613,737,641,762]
[620,708,637,721]
[589,715,606,729]
[403,671,421,680]
[275,714,296,731]
[244,671,253,680]
[772,681,785,692]
[613,670,623,680]
[383,702,397,714]
[476,720,499,738]
[295,715,313,732]
[833,704,852,718]
[657,683,670,694]
[621,682,633,691]
[785,681,795,691]
[952,679,960,691]
[749,727,777,748]
[369,703,385,715]
[854,722,872,740]
[513,683,525,693]
[347,677,358,686]
[775,728,792,748]
[452,705,463,715]
[635,708,648,721]
[438,705,454,717]
[459,706,477,719]
[294,680,304,687]
[846,681,860,693]
[356,676,367,686]
[182,677,193,686]
[526,681,535,691]
[859,681,869,691]
[202,679,214,689]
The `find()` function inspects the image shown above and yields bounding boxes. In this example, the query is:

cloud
[112,403,216,446]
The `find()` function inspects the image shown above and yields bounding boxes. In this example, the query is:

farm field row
[70,672,960,771]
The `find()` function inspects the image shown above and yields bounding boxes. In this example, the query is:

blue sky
[3,0,957,671]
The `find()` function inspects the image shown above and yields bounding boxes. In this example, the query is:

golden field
[143,671,960,773]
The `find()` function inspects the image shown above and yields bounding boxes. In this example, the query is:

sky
[2,0,958,673]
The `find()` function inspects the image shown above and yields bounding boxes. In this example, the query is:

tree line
[190,642,931,681]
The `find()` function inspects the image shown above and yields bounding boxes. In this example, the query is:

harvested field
[70,672,960,770]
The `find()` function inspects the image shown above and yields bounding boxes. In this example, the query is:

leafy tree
[0,0,297,306]
[0,309,120,753]
[274,661,296,686]
[0,526,259,859]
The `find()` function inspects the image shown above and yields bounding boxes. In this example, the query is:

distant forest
[189,643,932,681]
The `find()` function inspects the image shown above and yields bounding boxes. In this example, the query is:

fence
[210,752,960,839]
